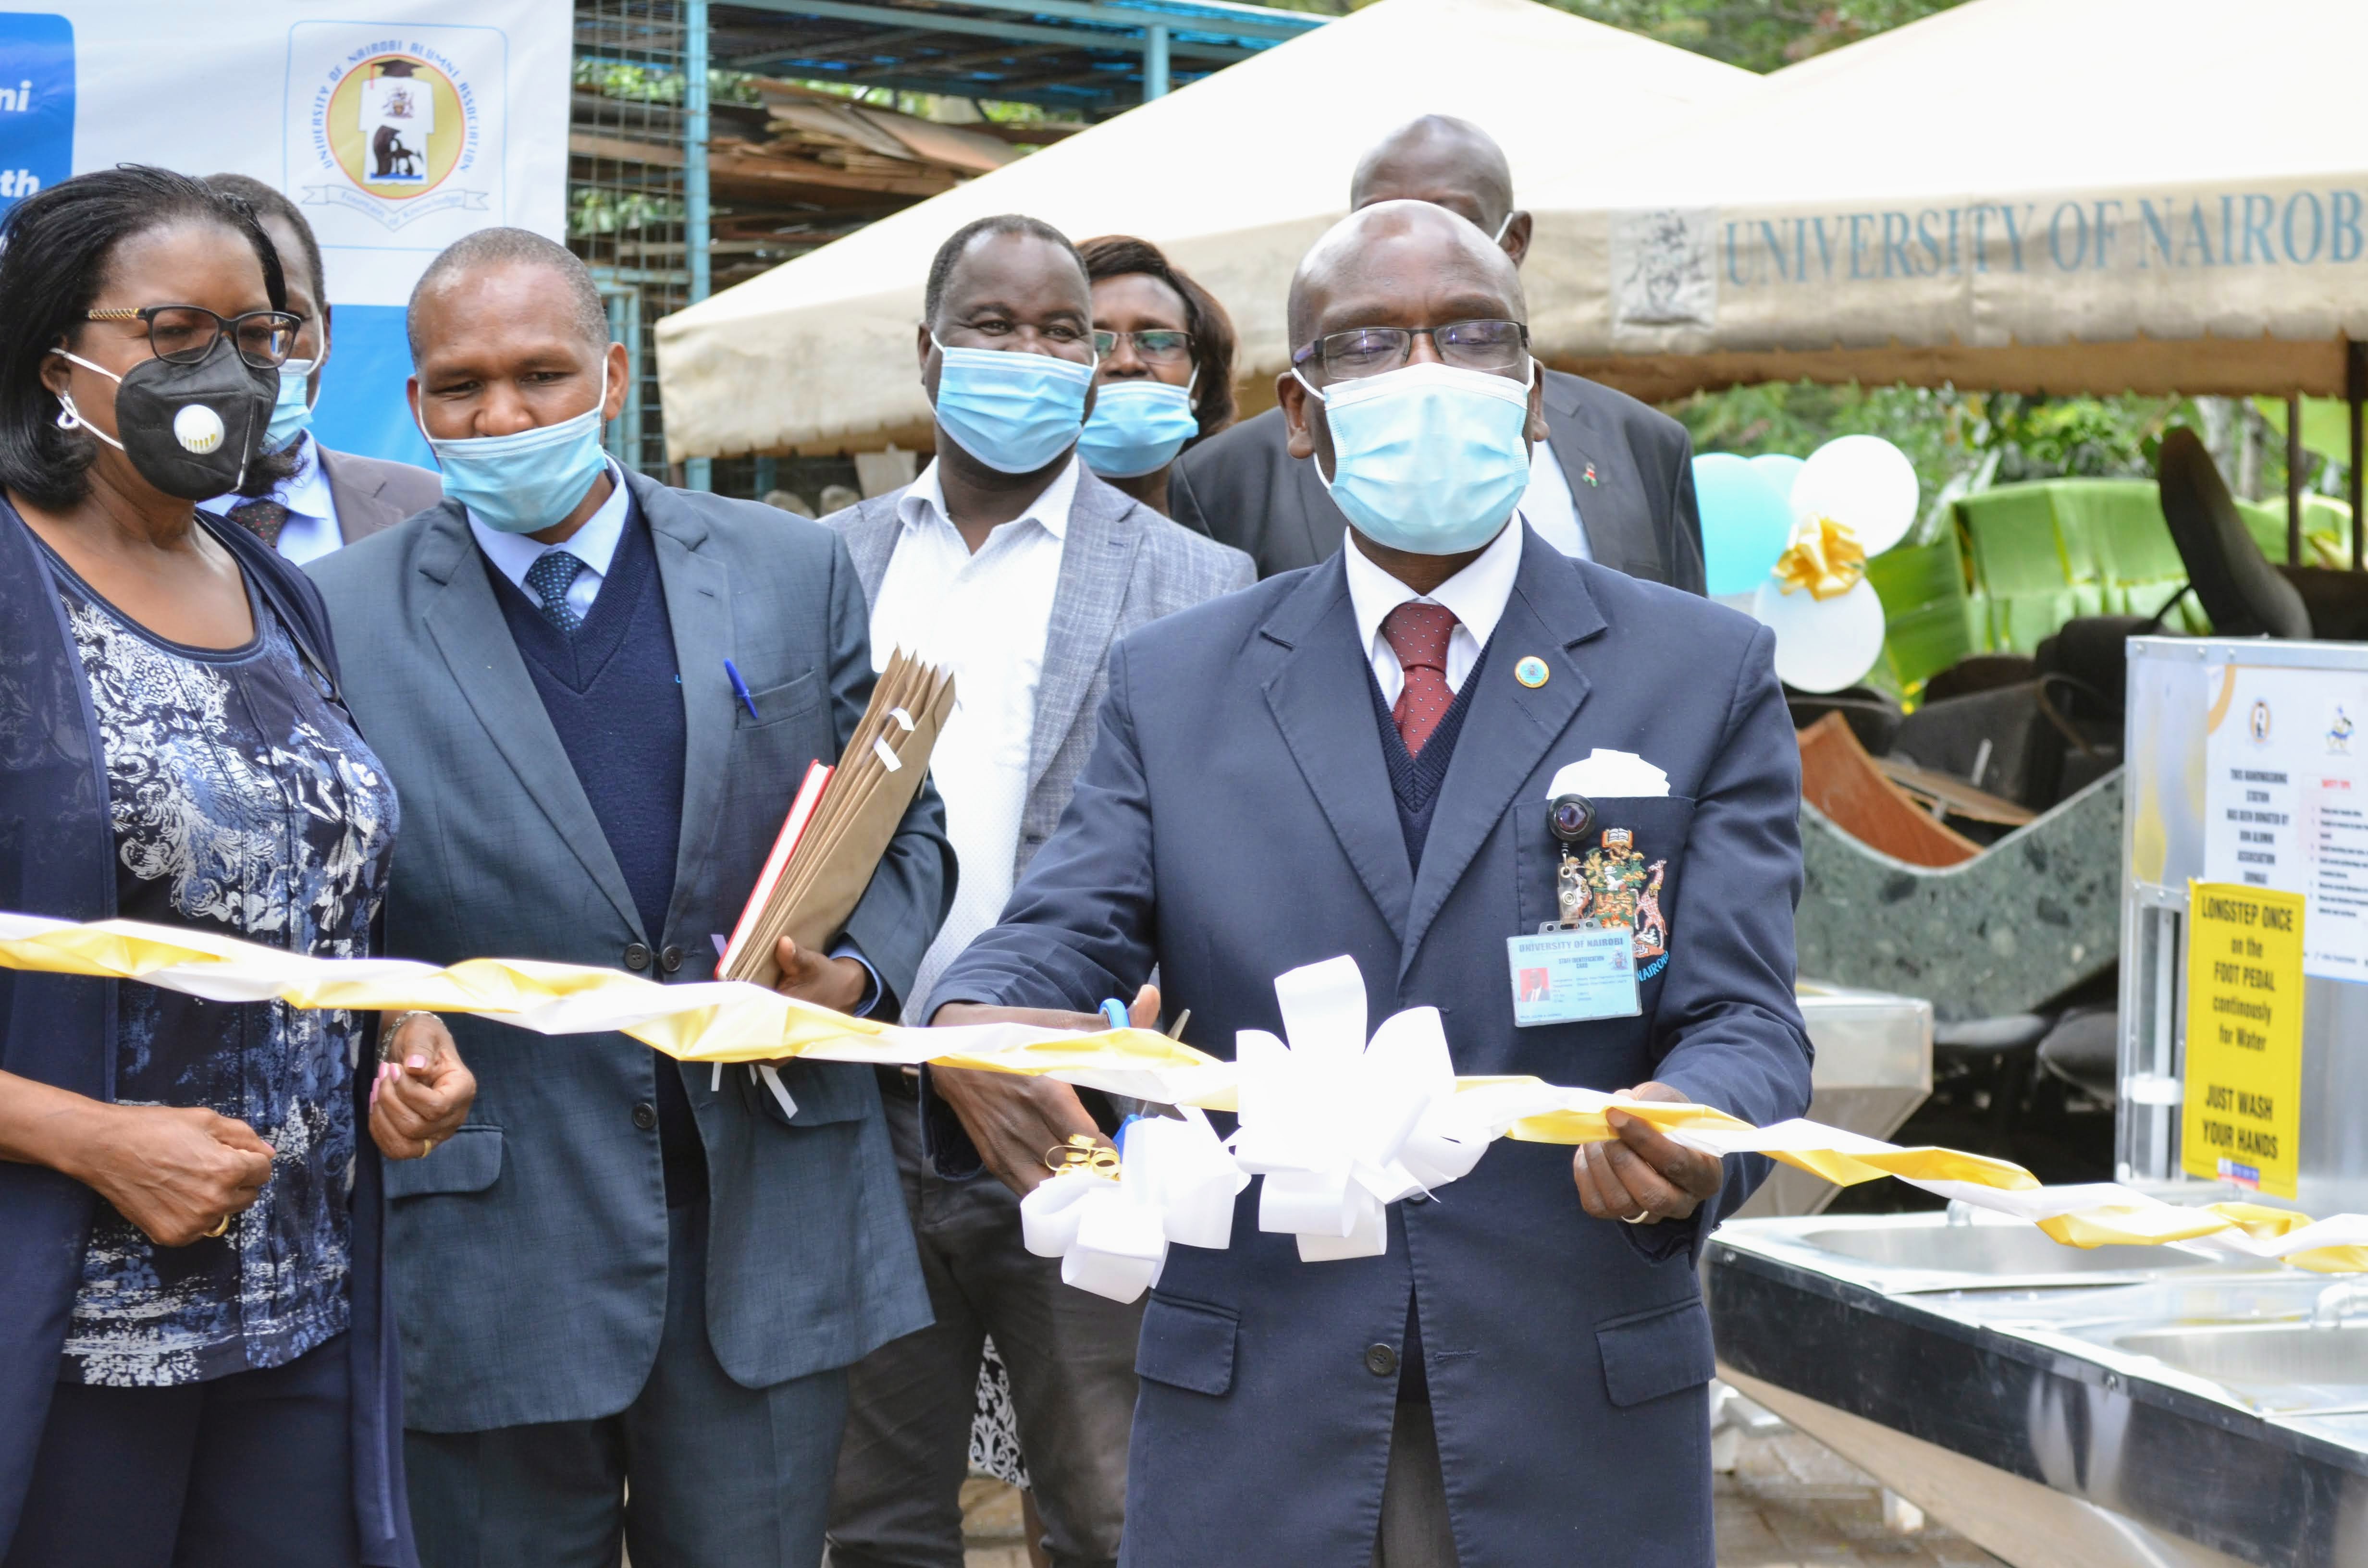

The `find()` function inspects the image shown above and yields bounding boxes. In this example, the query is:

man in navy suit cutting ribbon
[925,200,1813,1567]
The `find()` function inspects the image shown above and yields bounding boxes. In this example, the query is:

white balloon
[1751,576,1887,694]
[1791,435,1919,557]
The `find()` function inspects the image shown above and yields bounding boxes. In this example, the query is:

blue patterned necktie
[524,550,588,635]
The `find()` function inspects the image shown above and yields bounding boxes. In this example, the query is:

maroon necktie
[1381,601,1459,757]
[226,498,289,550]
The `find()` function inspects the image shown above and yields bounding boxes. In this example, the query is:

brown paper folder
[721,649,956,991]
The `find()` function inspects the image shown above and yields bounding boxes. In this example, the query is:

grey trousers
[406,1200,851,1568]
[1372,1400,1460,1568]
[826,1094,1143,1568]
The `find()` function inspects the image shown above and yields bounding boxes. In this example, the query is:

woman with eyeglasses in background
[0,166,472,1568]
[1075,235,1237,516]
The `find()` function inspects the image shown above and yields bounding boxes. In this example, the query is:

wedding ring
[203,1214,232,1238]
[420,1136,439,1158]
[1622,1211,1651,1225]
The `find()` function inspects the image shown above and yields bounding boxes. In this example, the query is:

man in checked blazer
[819,213,1252,1568]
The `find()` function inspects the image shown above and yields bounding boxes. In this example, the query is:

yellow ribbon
[1771,515,1867,600]
[4,912,2364,1271]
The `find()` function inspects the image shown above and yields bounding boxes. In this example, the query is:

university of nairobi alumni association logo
[302,41,489,230]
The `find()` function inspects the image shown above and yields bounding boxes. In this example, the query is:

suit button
[631,1101,658,1131]
[660,945,683,974]
[623,943,651,971]
[1364,1344,1399,1378]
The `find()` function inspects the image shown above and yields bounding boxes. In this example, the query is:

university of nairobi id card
[1506,928,1640,1026]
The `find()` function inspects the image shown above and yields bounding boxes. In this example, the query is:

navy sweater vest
[1369,640,1488,871]
[490,503,704,1205]
[1367,639,1487,1401]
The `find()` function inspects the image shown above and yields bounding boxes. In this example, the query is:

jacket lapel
[1024,472,1142,800]
[415,502,646,937]
[319,447,394,547]
[1399,531,1607,973]
[1543,371,1651,578]
[1258,556,1414,939]
[1287,447,1344,572]
[636,475,734,946]
[837,492,902,606]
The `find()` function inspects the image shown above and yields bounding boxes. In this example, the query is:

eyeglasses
[1291,319,1529,382]
[84,305,303,370]
[1092,328,1194,365]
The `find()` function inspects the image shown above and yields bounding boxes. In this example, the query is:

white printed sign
[0,3,569,461]
[2202,662,2368,983]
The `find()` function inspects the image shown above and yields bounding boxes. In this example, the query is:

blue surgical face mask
[1078,375,1198,479]
[421,360,610,535]
[265,358,317,453]
[1298,359,1534,555]
[930,338,1094,475]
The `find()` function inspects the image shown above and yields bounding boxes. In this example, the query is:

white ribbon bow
[1020,1105,1247,1303]
[1230,956,1492,1262]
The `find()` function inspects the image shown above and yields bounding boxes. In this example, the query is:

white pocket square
[1546,749,1669,800]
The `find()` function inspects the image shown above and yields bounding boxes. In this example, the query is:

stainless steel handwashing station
[1701,637,2368,1568]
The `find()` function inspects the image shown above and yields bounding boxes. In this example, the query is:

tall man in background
[311,228,951,1567]
[199,174,441,558]
[821,213,1252,1568]
[1167,116,1705,593]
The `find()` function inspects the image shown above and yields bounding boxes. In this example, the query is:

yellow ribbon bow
[1771,515,1867,600]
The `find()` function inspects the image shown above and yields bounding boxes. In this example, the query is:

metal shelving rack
[572,0,696,480]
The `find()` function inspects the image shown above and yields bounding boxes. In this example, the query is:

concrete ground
[959,1427,2008,1568]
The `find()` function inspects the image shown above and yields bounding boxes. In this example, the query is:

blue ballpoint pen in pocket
[724,659,759,721]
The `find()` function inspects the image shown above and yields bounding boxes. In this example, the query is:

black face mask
[53,336,276,500]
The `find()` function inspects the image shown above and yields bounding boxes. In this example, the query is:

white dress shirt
[869,456,1080,1022]
[469,460,631,621]
[1341,514,1526,708]
[1522,439,1591,561]
[198,432,343,565]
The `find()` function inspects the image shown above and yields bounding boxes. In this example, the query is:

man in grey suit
[1167,117,1706,594]
[310,229,952,1567]
[820,214,1252,1568]
[200,174,442,559]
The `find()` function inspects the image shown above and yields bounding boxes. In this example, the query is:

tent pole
[1144,24,1169,99]
[2288,392,2304,566]
[2351,339,2366,571]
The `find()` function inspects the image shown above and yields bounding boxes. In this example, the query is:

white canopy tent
[1520,0,2368,409]
[652,0,1753,461]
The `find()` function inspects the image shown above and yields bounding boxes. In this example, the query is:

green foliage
[1668,381,1974,513]
[572,58,764,107]
[1550,0,1968,73]
[1258,0,1969,58]
[1968,393,2185,484]
[569,187,685,238]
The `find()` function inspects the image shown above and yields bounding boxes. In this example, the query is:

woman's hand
[0,1069,275,1247]
[75,1103,277,1248]
[371,1012,477,1161]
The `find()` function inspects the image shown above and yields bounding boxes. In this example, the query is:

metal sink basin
[1797,1224,2207,1277]
[2115,1322,2368,1393]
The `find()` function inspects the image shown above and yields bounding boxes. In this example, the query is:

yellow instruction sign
[2184,881,2306,1198]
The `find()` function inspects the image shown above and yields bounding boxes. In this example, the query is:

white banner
[0,2,570,462]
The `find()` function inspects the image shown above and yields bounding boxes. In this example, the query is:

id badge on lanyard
[1506,791,1665,1026]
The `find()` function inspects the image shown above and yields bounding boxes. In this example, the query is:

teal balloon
[1749,452,1808,508]
[1695,453,1795,596]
